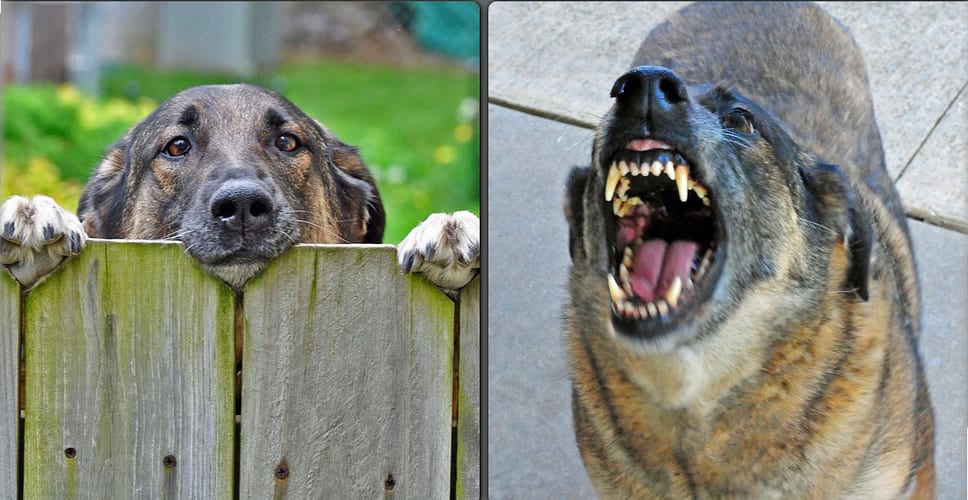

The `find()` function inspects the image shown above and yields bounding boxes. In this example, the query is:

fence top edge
[86,239,397,251]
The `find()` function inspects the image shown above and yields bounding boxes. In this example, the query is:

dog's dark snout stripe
[210,181,274,232]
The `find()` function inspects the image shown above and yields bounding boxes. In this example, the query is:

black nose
[209,180,274,232]
[610,66,689,122]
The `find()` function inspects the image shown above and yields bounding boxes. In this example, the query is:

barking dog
[564,3,934,498]
[1,84,479,293]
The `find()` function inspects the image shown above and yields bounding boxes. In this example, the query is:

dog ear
[77,140,130,238]
[798,161,872,301]
[565,166,591,262]
[329,141,385,243]
[314,122,385,243]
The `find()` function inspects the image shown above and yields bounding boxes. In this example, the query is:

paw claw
[396,211,480,291]
[0,195,88,287]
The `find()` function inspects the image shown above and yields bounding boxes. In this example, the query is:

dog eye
[722,108,754,134]
[275,133,301,152]
[163,137,191,157]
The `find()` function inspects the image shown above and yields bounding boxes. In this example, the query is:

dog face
[566,66,870,348]
[78,84,385,288]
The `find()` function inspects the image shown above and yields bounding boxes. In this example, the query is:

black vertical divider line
[450,298,460,500]
[17,288,26,500]
[234,290,244,500]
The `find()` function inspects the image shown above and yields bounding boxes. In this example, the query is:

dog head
[565,66,870,348]
[78,84,385,289]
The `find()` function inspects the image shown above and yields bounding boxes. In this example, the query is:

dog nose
[209,180,274,232]
[610,66,689,122]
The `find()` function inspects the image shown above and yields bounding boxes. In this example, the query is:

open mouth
[603,138,723,333]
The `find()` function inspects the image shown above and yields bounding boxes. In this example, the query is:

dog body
[1,84,478,293]
[564,3,934,498]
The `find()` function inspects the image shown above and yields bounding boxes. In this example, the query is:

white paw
[0,195,87,287]
[398,211,480,293]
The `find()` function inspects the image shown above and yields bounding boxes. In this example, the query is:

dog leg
[0,195,87,288]
[397,211,480,297]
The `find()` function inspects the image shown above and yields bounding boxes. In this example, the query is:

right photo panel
[487,2,967,498]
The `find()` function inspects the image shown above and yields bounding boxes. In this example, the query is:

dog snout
[209,180,275,232]
[611,66,689,121]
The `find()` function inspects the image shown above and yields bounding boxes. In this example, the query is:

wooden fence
[1,240,480,499]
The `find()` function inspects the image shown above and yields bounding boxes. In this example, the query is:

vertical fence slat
[458,275,481,499]
[239,244,454,498]
[1,272,19,498]
[22,240,236,498]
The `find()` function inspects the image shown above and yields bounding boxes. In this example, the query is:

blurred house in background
[0,1,480,93]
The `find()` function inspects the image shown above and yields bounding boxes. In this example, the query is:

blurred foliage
[2,59,479,244]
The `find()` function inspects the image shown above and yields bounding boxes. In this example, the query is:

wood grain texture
[457,275,481,499]
[21,240,236,498]
[1,270,19,498]
[239,244,454,499]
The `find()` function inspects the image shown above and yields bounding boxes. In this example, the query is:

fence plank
[21,240,236,498]
[457,275,481,499]
[239,244,454,498]
[1,271,19,499]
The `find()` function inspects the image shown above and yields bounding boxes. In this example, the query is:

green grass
[2,59,479,244]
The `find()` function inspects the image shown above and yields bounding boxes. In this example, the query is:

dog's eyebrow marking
[179,105,199,128]
[264,108,291,130]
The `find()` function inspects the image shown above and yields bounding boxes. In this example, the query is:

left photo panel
[1,2,480,498]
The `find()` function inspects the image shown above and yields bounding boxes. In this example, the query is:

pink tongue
[629,239,698,303]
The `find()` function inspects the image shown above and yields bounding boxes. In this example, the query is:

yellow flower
[454,123,474,143]
[56,84,82,105]
[433,144,456,165]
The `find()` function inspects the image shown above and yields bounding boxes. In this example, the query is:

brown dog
[564,3,934,498]
[1,84,479,292]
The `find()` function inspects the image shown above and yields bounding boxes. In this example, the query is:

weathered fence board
[1,271,19,499]
[458,275,481,499]
[238,245,455,498]
[11,240,479,497]
[21,240,236,498]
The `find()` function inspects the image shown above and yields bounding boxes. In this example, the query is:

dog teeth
[605,157,710,206]
[605,163,621,202]
[665,276,682,307]
[610,243,717,322]
[608,274,625,305]
[675,165,690,202]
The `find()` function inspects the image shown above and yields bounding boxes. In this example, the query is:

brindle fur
[564,3,934,498]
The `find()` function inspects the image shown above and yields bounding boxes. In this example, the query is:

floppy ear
[564,166,591,263]
[329,141,385,243]
[314,122,385,243]
[798,161,872,301]
[77,139,130,238]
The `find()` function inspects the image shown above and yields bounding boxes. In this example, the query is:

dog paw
[398,211,480,294]
[0,195,87,287]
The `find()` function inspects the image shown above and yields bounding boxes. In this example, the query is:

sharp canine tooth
[664,163,676,180]
[608,274,624,305]
[666,276,682,307]
[613,197,623,215]
[651,161,663,176]
[675,165,689,202]
[606,163,620,201]
[618,160,630,176]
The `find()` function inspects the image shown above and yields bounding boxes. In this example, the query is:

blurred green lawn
[1,59,479,244]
